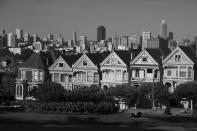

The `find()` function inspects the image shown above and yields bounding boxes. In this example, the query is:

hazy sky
[0,0,197,41]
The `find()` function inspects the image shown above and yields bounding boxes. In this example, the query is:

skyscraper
[7,33,17,47]
[97,26,106,42]
[168,32,173,40]
[160,20,167,39]
[79,35,87,51]
[142,31,151,49]
[16,29,23,40]
[73,27,77,46]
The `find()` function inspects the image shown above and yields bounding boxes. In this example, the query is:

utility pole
[152,70,155,111]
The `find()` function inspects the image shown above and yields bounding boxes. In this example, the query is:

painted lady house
[130,48,170,87]
[100,50,140,89]
[49,53,82,89]
[72,52,109,88]
[15,52,53,100]
[163,46,197,93]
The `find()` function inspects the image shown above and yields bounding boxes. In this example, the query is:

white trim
[100,51,127,67]
[130,50,159,65]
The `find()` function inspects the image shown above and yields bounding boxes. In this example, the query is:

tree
[174,81,197,108]
[106,85,138,107]
[137,82,171,108]
[32,81,65,102]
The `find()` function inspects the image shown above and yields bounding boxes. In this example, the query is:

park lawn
[0,110,197,128]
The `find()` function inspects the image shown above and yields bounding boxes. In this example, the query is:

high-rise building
[121,35,128,47]
[1,29,7,47]
[79,35,87,51]
[129,35,142,49]
[47,34,54,41]
[142,32,151,49]
[168,32,173,40]
[24,33,30,43]
[160,20,167,39]
[97,26,106,42]
[16,29,23,40]
[7,33,17,47]
[73,28,77,46]
[0,36,3,48]
[32,34,39,43]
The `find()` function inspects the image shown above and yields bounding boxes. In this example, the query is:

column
[59,73,61,82]
[51,73,54,82]
[86,71,88,82]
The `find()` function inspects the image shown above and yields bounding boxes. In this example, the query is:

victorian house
[72,52,110,88]
[100,50,140,89]
[130,48,170,87]
[163,46,197,92]
[49,54,82,90]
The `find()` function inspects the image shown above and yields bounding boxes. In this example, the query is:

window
[78,72,86,81]
[39,71,43,81]
[83,61,87,66]
[123,71,128,80]
[175,55,181,61]
[60,74,65,82]
[16,85,23,97]
[94,73,99,83]
[180,71,186,77]
[142,57,147,62]
[154,69,158,78]
[167,70,171,76]
[87,71,93,82]
[54,73,59,82]
[22,70,26,79]
[188,67,192,78]
[116,70,122,81]
[111,58,117,65]
[34,71,38,81]
[59,63,63,67]
[135,69,139,77]
[147,69,153,73]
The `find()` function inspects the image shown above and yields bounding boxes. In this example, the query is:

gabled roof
[61,53,83,67]
[146,48,171,64]
[179,46,197,63]
[19,53,45,69]
[114,49,141,65]
[87,51,110,66]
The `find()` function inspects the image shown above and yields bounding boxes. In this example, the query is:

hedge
[12,101,119,114]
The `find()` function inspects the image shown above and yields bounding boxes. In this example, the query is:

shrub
[164,107,171,115]
[32,82,65,102]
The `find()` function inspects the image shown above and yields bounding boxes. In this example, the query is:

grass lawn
[0,109,197,130]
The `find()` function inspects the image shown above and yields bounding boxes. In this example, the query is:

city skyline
[0,0,197,41]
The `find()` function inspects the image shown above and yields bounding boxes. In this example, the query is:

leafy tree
[174,81,197,108]
[32,81,65,102]
[15,48,34,61]
[106,85,138,107]
[137,82,171,108]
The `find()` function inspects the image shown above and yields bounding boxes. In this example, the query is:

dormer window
[59,63,63,67]
[83,61,87,66]
[175,55,181,61]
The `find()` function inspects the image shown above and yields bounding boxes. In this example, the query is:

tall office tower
[129,35,142,49]
[47,34,54,41]
[168,32,173,40]
[32,34,38,43]
[79,35,87,50]
[112,33,119,49]
[7,33,17,47]
[142,32,151,49]
[68,40,73,47]
[16,29,23,40]
[73,28,77,46]
[0,36,3,48]
[160,20,167,39]
[24,33,30,43]
[97,26,106,42]
[56,33,64,44]
[121,35,129,47]
[1,29,7,47]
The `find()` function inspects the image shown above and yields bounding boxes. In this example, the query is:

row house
[100,50,140,89]
[130,48,170,87]
[163,46,197,92]
[49,52,110,89]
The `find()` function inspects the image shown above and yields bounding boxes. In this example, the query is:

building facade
[163,46,197,93]
[97,26,106,42]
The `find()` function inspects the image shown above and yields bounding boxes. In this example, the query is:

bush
[164,107,171,115]
[32,82,65,102]
[14,101,119,114]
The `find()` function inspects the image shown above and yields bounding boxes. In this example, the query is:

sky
[0,0,197,41]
